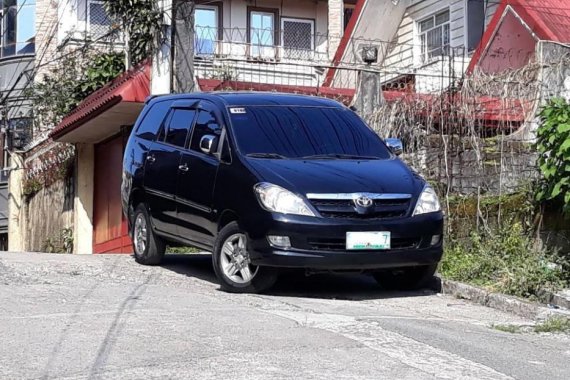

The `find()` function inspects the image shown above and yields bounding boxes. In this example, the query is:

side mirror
[200,135,218,155]
[385,138,403,156]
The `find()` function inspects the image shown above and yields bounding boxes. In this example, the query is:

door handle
[146,155,156,163]
[178,163,189,172]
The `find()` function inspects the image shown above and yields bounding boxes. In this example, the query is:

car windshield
[229,106,391,160]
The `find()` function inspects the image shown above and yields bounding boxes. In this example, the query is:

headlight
[413,185,441,216]
[254,183,315,216]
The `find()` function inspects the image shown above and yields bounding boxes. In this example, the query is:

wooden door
[93,136,133,253]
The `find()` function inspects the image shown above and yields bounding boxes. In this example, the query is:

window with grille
[89,0,113,39]
[281,18,314,59]
[418,10,450,64]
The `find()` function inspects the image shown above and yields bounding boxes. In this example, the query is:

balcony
[193,26,339,88]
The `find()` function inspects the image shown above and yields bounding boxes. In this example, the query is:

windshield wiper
[246,153,287,159]
[300,154,380,160]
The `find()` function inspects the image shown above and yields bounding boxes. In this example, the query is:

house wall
[476,9,537,74]
[35,0,61,79]
[382,0,499,92]
[194,0,330,87]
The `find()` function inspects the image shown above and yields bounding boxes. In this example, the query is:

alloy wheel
[219,233,259,284]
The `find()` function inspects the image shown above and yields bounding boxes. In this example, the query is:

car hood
[245,158,424,197]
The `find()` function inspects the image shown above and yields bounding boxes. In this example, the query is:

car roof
[147,92,344,109]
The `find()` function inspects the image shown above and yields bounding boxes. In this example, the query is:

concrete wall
[74,143,94,254]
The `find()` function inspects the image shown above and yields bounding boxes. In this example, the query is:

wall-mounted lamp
[361,46,378,64]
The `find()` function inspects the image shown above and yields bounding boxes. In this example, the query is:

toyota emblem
[355,195,373,208]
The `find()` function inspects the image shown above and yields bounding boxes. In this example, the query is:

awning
[50,60,151,143]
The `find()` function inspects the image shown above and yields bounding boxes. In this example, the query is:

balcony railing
[194,27,336,63]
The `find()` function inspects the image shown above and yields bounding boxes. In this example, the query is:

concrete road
[0,252,568,380]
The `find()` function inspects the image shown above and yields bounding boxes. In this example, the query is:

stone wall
[24,177,74,252]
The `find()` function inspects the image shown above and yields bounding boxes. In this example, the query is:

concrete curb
[431,277,570,321]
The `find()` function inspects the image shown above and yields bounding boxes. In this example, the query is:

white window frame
[195,5,220,56]
[250,10,276,47]
[417,9,451,64]
[280,17,315,51]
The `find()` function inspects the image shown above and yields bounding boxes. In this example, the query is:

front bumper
[246,212,444,270]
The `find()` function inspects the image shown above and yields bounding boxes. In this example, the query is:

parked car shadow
[159,253,437,301]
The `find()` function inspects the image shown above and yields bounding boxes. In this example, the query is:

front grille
[307,237,421,252]
[310,197,411,220]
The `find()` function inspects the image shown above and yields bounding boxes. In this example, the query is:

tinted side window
[190,109,221,152]
[135,100,171,140]
[165,109,196,148]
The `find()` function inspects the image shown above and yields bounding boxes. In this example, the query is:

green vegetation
[536,98,570,214]
[440,222,569,300]
[167,246,203,254]
[534,317,570,333]
[29,52,125,128]
[491,324,522,334]
[491,318,570,334]
[103,0,161,66]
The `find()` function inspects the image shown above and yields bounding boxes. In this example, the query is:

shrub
[440,222,569,299]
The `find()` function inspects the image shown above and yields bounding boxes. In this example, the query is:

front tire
[373,264,437,291]
[212,222,278,293]
[132,204,165,265]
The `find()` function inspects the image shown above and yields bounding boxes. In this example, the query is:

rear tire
[373,264,437,291]
[212,222,278,293]
[132,204,165,265]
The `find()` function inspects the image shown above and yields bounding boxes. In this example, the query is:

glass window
[195,6,218,55]
[417,9,450,64]
[164,109,196,148]
[136,101,172,141]
[2,0,35,58]
[190,109,221,153]
[230,106,391,159]
[250,10,274,46]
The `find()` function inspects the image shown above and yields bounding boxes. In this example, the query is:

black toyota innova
[122,92,444,293]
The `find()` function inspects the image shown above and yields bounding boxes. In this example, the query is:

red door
[93,136,133,254]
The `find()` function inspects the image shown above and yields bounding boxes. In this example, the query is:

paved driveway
[0,251,568,379]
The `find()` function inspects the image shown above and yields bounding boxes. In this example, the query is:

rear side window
[164,109,196,148]
[135,100,171,141]
[190,109,222,152]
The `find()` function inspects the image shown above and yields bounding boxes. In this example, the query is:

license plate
[346,231,391,250]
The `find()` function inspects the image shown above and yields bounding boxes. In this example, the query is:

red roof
[196,78,356,105]
[383,91,527,124]
[468,0,570,73]
[50,60,151,140]
[197,79,524,125]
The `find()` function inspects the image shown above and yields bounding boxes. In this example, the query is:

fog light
[431,235,441,246]
[268,235,291,248]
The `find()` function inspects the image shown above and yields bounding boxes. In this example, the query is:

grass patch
[534,317,570,333]
[166,246,202,254]
[491,324,522,333]
[440,222,570,300]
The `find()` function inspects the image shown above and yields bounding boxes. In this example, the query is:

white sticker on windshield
[230,107,247,114]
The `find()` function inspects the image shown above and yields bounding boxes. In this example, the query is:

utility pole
[172,0,195,93]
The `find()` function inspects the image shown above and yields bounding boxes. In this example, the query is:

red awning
[50,60,151,142]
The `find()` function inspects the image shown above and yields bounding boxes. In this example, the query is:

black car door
[144,105,197,235]
[176,101,223,245]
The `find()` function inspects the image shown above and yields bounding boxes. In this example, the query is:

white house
[380,0,500,93]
